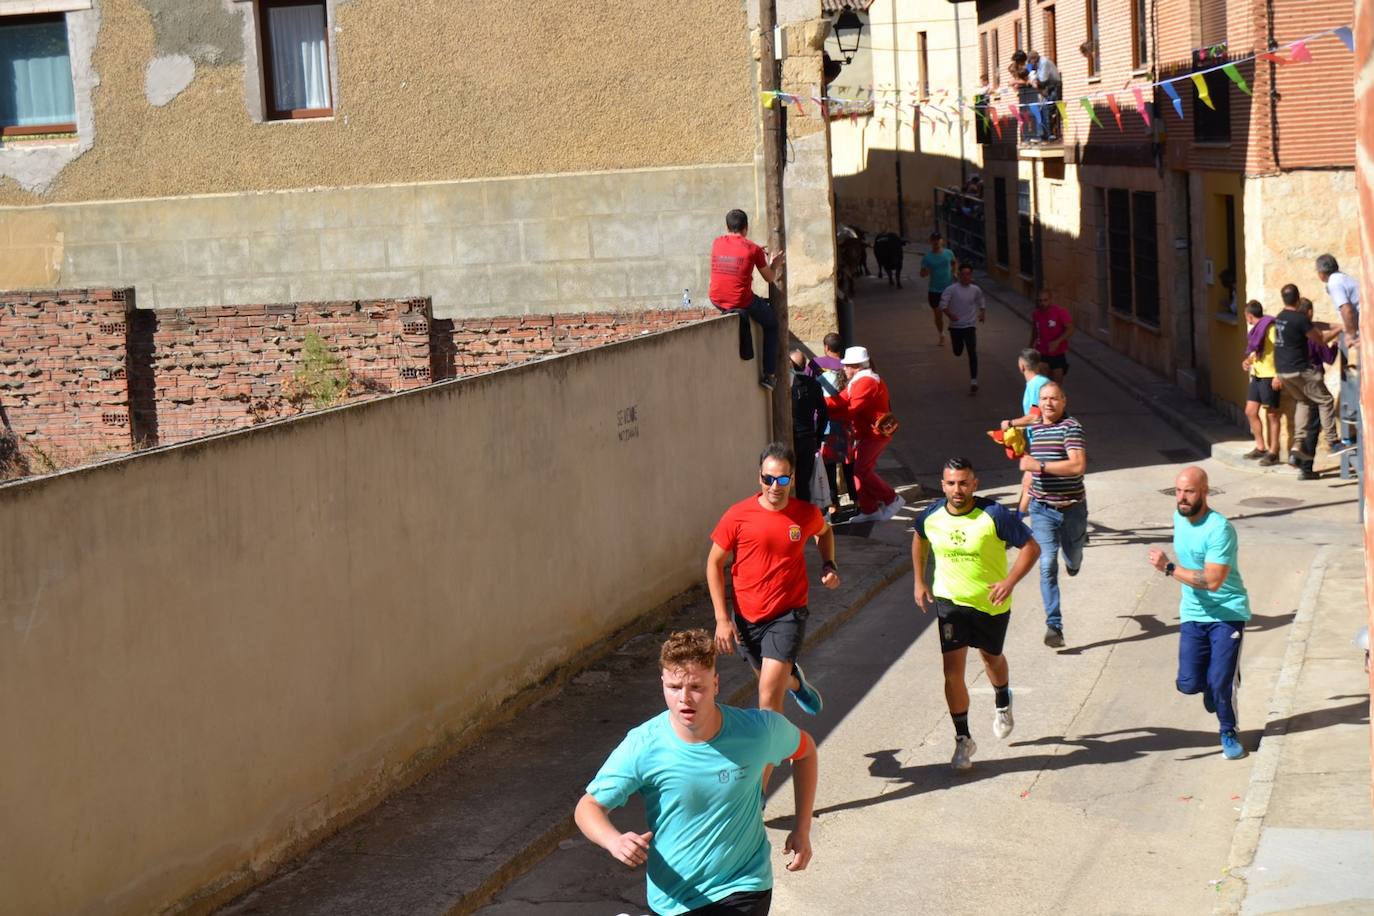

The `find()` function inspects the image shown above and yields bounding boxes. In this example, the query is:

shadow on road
[1057,610,1294,657]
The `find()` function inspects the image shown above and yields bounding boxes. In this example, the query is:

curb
[1211,545,1330,914]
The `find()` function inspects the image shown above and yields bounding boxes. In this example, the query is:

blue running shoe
[1203,686,1216,714]
[1220,730,1247,760]
[789,664,824,715]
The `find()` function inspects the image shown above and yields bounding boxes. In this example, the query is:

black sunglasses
[761,474,793,487]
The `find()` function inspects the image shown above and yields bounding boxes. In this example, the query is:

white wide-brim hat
[841,346,871,365]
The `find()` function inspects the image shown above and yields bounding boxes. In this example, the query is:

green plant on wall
[286,331,351,409]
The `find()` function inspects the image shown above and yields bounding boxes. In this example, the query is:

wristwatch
[1038,460,1047,474]
[1164,562,1176,577]
[822,560,838,575]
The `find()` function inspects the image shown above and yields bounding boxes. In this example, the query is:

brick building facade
[972,0,1355,418]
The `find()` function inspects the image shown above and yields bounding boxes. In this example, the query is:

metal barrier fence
[933,186,987,270]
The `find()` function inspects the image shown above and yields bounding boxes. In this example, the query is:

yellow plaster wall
[1201,171,1248,411]
[0,0,757,205]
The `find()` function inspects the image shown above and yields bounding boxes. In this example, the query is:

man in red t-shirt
[709,209,786,391]
[1028,288,1074,382]
[707,442,840,719]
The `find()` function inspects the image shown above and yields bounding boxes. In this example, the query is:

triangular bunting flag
[761,91,776,108]
[1289,40,1312,62]
[1009,102,1020,123]
[1259,51,1289,64]
[991,114,1003,139]
[1080,97,1103,128]
[1107,93,1123,131]
[1335,26,1354,52]
[1056,100,1068,126]
[792,96,806,116]
[1191,72,1215,110]
[1131,87,1152,127]
[1222,63,1251,95]
[1161,80,1184,118]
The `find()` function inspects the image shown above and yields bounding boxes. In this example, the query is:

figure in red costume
[824,346,904,523]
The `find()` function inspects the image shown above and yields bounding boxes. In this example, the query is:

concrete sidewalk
[979,270,1373,915]
[217,472,916,915]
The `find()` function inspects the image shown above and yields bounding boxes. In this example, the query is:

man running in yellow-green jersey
[913,457,1040,772]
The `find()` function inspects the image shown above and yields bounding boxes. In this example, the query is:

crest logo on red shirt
[788,524,802,542]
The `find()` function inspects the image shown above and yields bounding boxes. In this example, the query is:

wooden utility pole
[759,0,792,445]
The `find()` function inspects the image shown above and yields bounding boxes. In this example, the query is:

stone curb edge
[447,550,915,916]
[1211,545,1330,914]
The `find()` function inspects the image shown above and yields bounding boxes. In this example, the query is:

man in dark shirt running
[1272,283,1346,478]
[1017,382,1087,648]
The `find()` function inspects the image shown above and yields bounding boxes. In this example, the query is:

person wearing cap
[824,347,903,523]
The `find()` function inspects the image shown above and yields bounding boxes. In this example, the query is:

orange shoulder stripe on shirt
[788,730,815,761]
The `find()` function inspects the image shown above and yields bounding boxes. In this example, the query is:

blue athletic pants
[1176,620,1245,733]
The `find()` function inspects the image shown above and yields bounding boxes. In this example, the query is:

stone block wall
[0,288,135,458]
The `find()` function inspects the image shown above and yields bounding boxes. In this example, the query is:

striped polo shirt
[1027,416,1086,506]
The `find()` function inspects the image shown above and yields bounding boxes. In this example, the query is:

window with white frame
[259,0,333,119]
[0,12,77,136]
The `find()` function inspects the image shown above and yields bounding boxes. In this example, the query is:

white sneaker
[878,495,906,520]
[993,691,1014,739]
[951,735,977,772]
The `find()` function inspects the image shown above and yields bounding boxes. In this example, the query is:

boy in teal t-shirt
[1149,467,1252,761]
[920,232,959,346]
[575,630,818,915]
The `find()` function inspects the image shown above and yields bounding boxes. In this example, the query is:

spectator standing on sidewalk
[814,334,857,521]
[1272,283,1346,479]
[574,629,818,916]
[1241,300,1282,466]
[788,349,829,505]
[824,347,905,522]
[707,442,838,724]
[913,457,1040,772]
[920,232,958,347]
[1316,254,1361,446]
[939,264,987,395]
[1147,467,1252,760]
[1028,288,1073,382]
[1017,382,1088,648]
[709,209,785,391]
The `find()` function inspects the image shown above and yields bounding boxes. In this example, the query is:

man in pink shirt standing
[1029,289,1074,382]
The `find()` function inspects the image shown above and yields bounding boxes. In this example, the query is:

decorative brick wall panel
[445,308,717,377]
[148,298,434,445]
[0,288,134,457]
[1,289,716,466]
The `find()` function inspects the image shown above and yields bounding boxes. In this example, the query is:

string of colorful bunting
[761,24,1353,134]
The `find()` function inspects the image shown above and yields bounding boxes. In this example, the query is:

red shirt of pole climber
[710,497,825,623]
[709,235,767,310]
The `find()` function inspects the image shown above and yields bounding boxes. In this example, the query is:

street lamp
[833,9,864,65]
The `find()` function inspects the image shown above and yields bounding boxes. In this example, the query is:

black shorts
[1043,353,1070,374]
[1247,376,1281,409]
[734,608,808,669]
[934,598,1011,656]
[928,290,944,309]
[658,889,772,916]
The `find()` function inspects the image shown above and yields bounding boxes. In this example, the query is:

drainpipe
[1265,0,1280,171]
[954,2,968,185]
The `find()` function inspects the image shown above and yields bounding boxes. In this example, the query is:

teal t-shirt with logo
[1173,509,1251,622]
[922,249,957,293]
[587,705,802,915]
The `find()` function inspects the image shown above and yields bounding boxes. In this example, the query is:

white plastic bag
[809,450,831,509]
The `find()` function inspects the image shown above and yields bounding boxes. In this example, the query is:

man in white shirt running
[939,264,987,395]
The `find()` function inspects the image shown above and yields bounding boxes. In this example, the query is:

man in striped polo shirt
[1016,383,1087,648]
